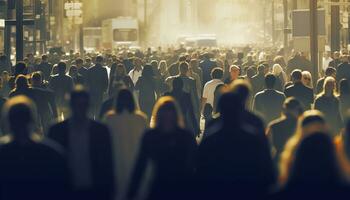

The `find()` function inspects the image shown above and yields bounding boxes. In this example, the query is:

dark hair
[211,67,224,79]
[96,55,104,63]
[265,73,276,89]
[291,69,303,81]
[218,92,244,125]
[41,54,48,60]
[287,133,340,186]
[142,65,154,77]
[57,62,67,74]
[173,77,184,91]
[339,79,350,96]
[15,75,29,89]
[325,67,336,77]
[116,89,136,113]
[283,97,303,116]
[257,65,265,74]
[31,72,42,83]
[179,62,189,74]
[14,62,27,77]
[246,66,256,79]
[76,58,84,65]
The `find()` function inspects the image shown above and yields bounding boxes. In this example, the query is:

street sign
[64,2,82,10]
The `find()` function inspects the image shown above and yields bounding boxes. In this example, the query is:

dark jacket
[251,73,265,95]
[336,62,350,83]
[314,95,342,135]
[284,82,314,110]
[87,64,108,96]
[48,120,115,199]
[253,89,286,124]
[36,62,53,81]
[49,74,74,106]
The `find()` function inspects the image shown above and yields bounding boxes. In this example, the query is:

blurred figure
[108,63,134,97]
[190,59,203,88]
[272,64,287,91]
[284,70,314,110]
[128,57,143,85]
[104,89,147,200]
[49,62,74,120]
[75,58,88,80]
[164,77,199,136]
[338,79,350,121]
[13,62,27,77]
[253,74,285,124]
[322,51,333,73]
[267,97,303,161]
[87,56,109,118]
[336,55,350,83]
[200,53,217,85]
[48,87,115,200]
[128,97,197,200]
[0,96,68,200]
[251,65,266,95]
[69,65,85,85]
[224,65,240,85]
[329,51,341,68]
[36,54,53,81]
[158,60,169,80]
[278,111,345,199]
[316,67,336,95]
[314,77,342,135]
[201,68,224,114]
[0,55,11,74]
[135,65,157,119]
[301,71,313,89]
[168,55,186,77]
[0,71,10,97]
[197,92,276,199]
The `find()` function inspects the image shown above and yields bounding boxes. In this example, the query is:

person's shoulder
[268,116,286,128]
[50,120,69,131]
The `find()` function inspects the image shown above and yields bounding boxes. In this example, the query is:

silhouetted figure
[13,62,27,77]
[201,68,224,114]
[109,63,134,97]
[196,92,276,199]
[87,55,109,117]
[328,51,341,68]
[253,74,286,124]
[316,67,336,95]
[75,58,88,81]
[314,77,342,135]
[336,55,350,83]
[339,79,350,121]
[128,97,197,200]
[284,70,314,110]
[200,53,217,85]
[164,77,199,136]
[135,65,157,119]
[267,97,303,161]
[36,54,53,81]
[49,62,74,118]
[48,87,115,200]
[69,65,85,85]
[276,133,346,199]
[251,65,266,95]
[168,55,186,77]
[104,89,147,200]
[0,96,68,200]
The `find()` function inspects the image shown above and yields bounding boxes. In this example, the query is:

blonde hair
[302,71,313,88]
[318,76,337,98]
[150,96,184,129]
[279,110,328,185]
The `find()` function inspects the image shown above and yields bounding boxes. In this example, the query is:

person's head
[265,73,276,89]
[14,62,27,77]
[272,64,283,76]
[247,55,253,62]
[142,64,153,77]
[229,65,240,80]
[340,55,349,63]
[246,66,256,79]
[302,71,313,88]
[95,55,104,64]
[15,75,29,89]
[203,52,210,60]
[218,92,244,126]
[70,86,90,119]
[333,51,340,59]
[286,133,340,186]
[158,60,168,73]
[291,69,303,83]
[31,72,43,87]
[134,57,142,68]
[151,96,184,131]
[230,79,252,109]
[69,65,78,77]
[257,64,265,75]
[179,62,189,76]
[325,67,336,78]
[2,71,9,81]
[282,97,304,118]
[3,96,36,138]
[211,67,223,80]
[41,54,48,62]
[339,79,350,96]
[57,62,67,75]
[321,76,336,96]
[75,58,84,67]
[115,63,127,77]
[116,89,136,113]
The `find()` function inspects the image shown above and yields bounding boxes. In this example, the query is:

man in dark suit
[266,97,303,161]
[0,95,68,200]
[336,55,350,84]
[166,62,200,123]
[200,53,217,85]
[284,69,314,110]
[87,55,109,118]
[48,87,115,200]
[36,54,53,81]
[250,65,266,95]
[76,58,88,81]
[253,74,286,124]
[164,77,199,136]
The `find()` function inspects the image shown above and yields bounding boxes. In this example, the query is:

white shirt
[128,68,143,85]
[202,79,224,107]
[323,57,333,72]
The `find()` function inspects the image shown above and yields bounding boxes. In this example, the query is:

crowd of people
[0,46,349,199]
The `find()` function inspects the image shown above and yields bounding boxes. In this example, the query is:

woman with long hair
[128,97,197,200]
[108,63,134,97]
[302,71,313,89]
[314,77,342,135]
[272,64,287,91]
[104,89,147,200]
